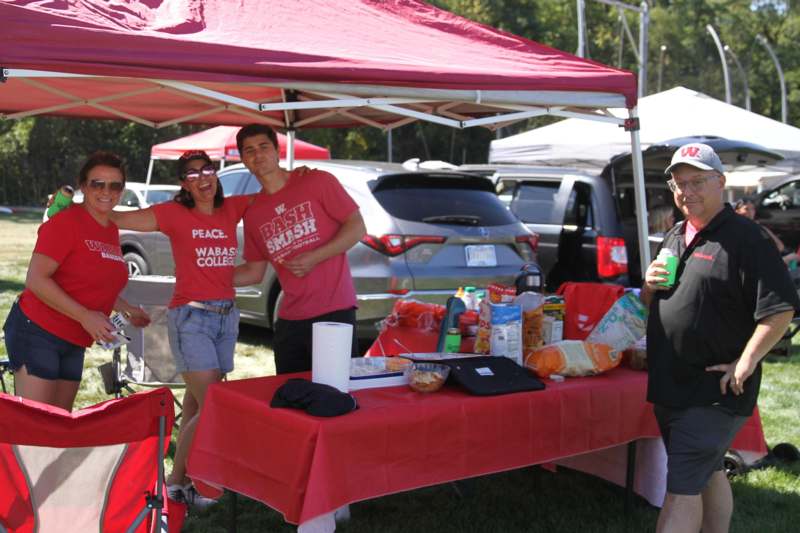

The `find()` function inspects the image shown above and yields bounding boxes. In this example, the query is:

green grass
[1,211,798,532]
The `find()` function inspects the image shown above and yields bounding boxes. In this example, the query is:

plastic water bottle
[657,248,678,287]
[464,286,478,310]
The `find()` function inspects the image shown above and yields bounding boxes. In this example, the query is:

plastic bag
[380,299,446,332]
[489,304,523,365]
[556,282,625,340]
[523,340,621,378]
[585,292,648,352]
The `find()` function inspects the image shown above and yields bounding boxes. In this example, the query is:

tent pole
[145,159,155,189]
[287,130,296,170]
[627,107,651,275]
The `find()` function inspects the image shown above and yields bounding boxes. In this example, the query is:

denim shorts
[655,403,749,495]
[167,300,239,374]
[2,300,86,381]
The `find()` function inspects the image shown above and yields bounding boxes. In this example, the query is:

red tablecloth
[187,366,766,526]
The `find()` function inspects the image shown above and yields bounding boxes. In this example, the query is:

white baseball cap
[664,143,725,175]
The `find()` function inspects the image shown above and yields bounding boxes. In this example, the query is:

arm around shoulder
[110,207,159,232]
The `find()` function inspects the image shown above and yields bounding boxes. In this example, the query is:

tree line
[0,0,796,206]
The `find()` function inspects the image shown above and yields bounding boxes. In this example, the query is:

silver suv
[119,160,539,339]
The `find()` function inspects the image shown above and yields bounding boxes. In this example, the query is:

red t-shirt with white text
[153,195,252,308]
[19,205,128,347]
[243,169,358,320]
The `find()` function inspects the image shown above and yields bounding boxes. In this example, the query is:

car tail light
[596,236,628,278]
[515,233,540,252]
[361,234,446,257]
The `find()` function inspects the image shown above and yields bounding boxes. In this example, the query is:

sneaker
[182,484,219,509]
[191,478,224,499]
[167,483,218,509]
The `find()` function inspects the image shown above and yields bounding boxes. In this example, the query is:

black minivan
[459,164,626,291]
[461,136,784,289]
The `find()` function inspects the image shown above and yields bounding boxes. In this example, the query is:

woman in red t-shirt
[111,150,253,505]
[2,152,150,411]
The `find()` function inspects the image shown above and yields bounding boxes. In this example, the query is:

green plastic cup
[657,249,678,287]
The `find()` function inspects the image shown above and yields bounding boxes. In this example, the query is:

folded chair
[0,388,175,533]
[98,276,185,399]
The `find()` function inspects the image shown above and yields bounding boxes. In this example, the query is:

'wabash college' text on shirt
[153,195,252,308]
[243,169,358,320]
[20,206,128,347]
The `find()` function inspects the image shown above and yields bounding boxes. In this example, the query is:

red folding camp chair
[0,388,176,533]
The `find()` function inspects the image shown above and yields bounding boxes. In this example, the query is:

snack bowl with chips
[404,362,450,393]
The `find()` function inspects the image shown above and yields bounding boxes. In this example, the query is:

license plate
[465,244,497,267]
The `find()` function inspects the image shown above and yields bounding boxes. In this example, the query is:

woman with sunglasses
[110,149,253,506]
[3,151,151,411]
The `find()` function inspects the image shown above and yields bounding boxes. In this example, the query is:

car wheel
[124,252,149,277]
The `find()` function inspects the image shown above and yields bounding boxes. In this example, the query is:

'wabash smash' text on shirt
[153,195,252,308]
[20,205,128,347]
[243,169,358,320]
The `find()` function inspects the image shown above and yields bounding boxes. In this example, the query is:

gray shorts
[167,300,239,374]
[654,404,748,495]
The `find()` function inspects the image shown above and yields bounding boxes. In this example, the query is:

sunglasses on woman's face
[88,179,125,192]
[182,165,216,182]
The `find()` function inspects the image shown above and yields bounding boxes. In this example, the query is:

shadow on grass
[729,462,800,532]
[182,466,660,533]
[1,211,44,224]
[0,279,25,294]
[181,460,800,533]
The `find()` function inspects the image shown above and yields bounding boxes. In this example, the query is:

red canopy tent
[0,0,651,269]
[146,125,330,184]
[150,126,330,162]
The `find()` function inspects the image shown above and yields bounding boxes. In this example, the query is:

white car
[44,182,180,222]
[69,182,180,209]
[114,182,180,211]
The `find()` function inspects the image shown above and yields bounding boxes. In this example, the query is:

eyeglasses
[666,175,719,193]
[182,165,216,182]
[88,179,125,192]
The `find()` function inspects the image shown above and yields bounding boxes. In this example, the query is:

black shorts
[3,301,86,381]
[654,403,749,495]
[274,307,359,374]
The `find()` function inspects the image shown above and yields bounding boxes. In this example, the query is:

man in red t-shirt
[233,124,366,374]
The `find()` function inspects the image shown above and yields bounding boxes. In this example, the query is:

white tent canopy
[490,87,800,169]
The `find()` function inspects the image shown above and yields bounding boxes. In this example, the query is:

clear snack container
[404,362,450,393]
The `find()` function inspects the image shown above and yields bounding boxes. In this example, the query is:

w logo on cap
[680,146,701,158]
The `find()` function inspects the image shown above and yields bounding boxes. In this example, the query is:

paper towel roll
[311,321,353,392]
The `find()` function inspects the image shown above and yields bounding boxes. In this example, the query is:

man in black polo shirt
[642,142,799,533]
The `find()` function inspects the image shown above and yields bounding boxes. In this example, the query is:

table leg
[625,440,637,515]
[228,491,237,533]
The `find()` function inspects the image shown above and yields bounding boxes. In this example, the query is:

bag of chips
[523,340,621,378]
[514,292,545,353]
[487,283,516,304]
[474,300,492,354]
